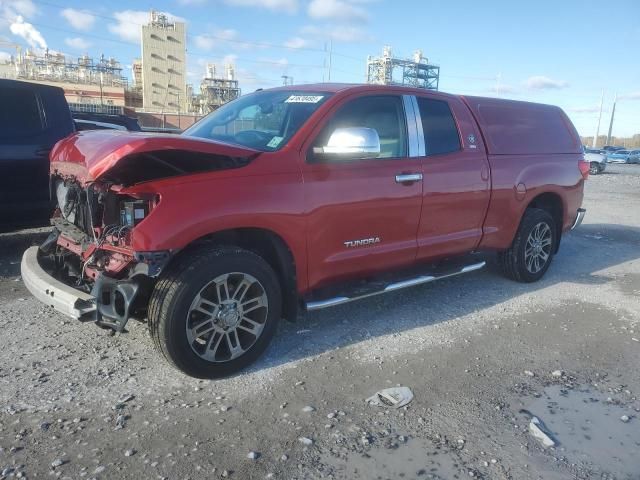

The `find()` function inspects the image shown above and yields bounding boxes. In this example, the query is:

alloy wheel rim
[186,272,268,363]
[524,222,552,274]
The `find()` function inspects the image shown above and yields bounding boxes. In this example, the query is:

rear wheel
[498,208,557,283]
[589,162,600,175]
[148,247,281,378]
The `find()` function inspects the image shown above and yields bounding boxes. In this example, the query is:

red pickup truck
[21,84,588,378]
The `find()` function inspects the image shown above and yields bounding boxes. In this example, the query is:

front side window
[0,87,42,138]
[184,90,331,151]
[311,95,407,161]
[417,97,461,156]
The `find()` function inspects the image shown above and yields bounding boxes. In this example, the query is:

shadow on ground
[1,223,638,375]
[256,222,640,373]
[0,228,48,279]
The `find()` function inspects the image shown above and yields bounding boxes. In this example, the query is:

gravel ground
[1,164,639,480]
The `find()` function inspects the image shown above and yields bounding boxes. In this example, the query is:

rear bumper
[571,208,586,230]
[21,246,96,320]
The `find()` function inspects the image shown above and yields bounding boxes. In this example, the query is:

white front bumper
[21,246,96,320]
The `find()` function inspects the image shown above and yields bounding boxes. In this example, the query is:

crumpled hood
[50,130,261,184]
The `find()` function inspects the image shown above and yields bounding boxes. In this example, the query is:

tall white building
[141,11,188,113]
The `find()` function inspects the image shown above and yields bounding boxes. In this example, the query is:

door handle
[395,173,423,184]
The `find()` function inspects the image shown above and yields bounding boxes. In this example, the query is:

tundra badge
[344,237,381,248]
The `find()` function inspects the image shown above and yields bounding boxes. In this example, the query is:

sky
[1,0,639,137]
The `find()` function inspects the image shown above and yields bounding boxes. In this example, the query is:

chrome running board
[305,260,486,311]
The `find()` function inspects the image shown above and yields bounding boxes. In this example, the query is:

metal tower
[366,46,439,90]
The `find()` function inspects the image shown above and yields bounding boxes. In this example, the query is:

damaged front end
[34,176,170,331]
[21,130,260,331]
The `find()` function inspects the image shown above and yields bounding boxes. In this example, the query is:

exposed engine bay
[40,176,170,332]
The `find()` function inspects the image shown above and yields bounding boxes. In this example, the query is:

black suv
[0,79,75,231]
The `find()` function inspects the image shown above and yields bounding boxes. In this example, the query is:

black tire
[589,162,600,175]
[148,247,282,379]
[497,208,557,283]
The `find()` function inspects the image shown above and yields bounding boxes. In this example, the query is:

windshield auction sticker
[284,95,324,103]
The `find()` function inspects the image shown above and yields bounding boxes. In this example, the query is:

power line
[0,15,326,70]
[29,0,361,61]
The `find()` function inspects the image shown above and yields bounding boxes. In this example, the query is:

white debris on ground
[366,386,414,408]
[529,417,556,448]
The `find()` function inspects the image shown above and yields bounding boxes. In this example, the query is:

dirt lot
[1,164,639,480]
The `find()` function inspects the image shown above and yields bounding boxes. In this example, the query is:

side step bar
[305,261,486,311]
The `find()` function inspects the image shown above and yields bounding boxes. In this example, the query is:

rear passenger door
[413,95,491,261]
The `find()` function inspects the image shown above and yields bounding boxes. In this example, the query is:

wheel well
[184,228,299,322]
[526,192,563,253]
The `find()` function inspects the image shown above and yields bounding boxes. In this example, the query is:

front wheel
[589,162,600,175]
[148,247,282,378]
[497,208,557,283]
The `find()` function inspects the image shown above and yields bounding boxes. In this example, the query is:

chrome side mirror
[315,127,381,159]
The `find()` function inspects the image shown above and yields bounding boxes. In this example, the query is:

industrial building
[141,11,188,113]
[0,48,128,114]
[192,63,241,115]
[367,46,440,90]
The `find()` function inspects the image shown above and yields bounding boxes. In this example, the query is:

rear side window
[0,87,43,138]
[416,97,461,156]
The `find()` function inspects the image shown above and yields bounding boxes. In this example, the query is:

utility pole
[99,71,104,109]
[592,90,604,148]
[327,40,333,82]
[606,92,617,146]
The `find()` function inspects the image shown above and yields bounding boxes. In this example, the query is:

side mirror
[314,127,380,160]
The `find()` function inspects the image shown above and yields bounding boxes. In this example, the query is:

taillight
[578,160,590,180]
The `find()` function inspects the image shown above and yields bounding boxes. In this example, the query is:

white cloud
[301,24,371,43]
[108,10,185,44]
[0,50,11,62]
[195,35,215,50]
[0,0,37,33]
[525,75,569,90]
[223,0,298,14]
[308,0,368,22]
[496,84,518,94]
[222,54,239,65]
[619,91,640,100]
[284,36,308,49]
[178,0,208,4]
[193,28,238,51]
[216,28,238,41]
[1,0,37,18]
[60,8,96,31]
[65,37,91,51]
[259,56,289,68]
[9,15,46,50]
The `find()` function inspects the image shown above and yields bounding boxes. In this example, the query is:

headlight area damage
[38,176,169,332]
[22,130,261,333]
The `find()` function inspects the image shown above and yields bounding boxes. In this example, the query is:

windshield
[183,90,332,151]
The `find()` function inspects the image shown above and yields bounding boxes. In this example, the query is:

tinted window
[184,90,330,152]
[312,95,407,160]
[0,87,43,138]
[416,97,461,156]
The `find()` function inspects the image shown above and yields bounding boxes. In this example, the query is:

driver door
[301,94,423,290]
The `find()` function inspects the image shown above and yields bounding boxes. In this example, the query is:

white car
[583,148,607,174]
